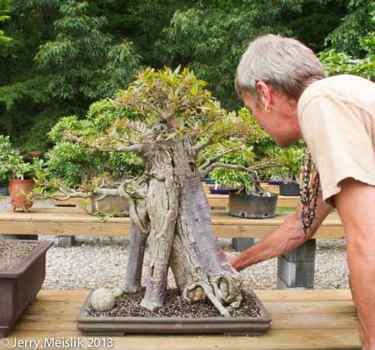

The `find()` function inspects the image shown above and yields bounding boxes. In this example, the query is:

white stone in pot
[90,288,116,312]
[111,287,124,298]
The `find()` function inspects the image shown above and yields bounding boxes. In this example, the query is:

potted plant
[233,108,281,193]
[199,138,254,195]
[41,101,144,217]
[0,239,53,337]
[203,123,280,219]
[47,68,271,334]
[208,157,279,219]
[0,136,44,211]
[272,146,304,196]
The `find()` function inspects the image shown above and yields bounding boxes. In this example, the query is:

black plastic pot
[209,187,238,195]
[203,177,216,185]
[279,181,300,196]
[228,191,278,219]
[267,179,284,186]
[0,185,8,196]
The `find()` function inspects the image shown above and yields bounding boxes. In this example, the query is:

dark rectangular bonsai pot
[78,290,271,336]
[0,240,53,338]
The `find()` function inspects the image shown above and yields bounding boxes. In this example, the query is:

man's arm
[231,194,332,271]
[334,179,375,348]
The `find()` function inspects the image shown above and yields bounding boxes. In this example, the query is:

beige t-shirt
[298,74,375,205]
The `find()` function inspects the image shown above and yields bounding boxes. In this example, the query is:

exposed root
[211,274,243,309]
[182,274,243,317]
[140,289,164,311]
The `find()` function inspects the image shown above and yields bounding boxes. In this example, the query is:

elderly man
[232,34,375,349]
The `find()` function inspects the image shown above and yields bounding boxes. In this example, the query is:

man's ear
[255,81,272,111]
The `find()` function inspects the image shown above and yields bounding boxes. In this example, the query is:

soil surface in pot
[0,240,39,271]
[84,288,261,319]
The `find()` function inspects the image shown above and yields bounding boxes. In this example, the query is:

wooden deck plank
[3,289,360,350]
[0,208,344,239]
[4,330,360,350]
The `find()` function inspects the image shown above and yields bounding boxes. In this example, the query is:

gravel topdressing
[85,288,262,319]
[0,240,39,271]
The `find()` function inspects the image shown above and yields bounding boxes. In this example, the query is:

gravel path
[0,197,349,290]
[39,236,349,290]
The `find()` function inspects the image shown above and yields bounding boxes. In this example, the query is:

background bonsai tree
[45,103,143,194]
[271,146,305,183]
[41,105,144,215]
[207,108,280,193]
[47,67,266,316]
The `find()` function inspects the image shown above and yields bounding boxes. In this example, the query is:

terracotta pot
[8,179,34,212]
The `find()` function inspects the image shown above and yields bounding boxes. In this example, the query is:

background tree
[154,0,347,109]
[0,0,140,151]
[320,1,375,79]
[1,0,371,156]
[0,0,11,47]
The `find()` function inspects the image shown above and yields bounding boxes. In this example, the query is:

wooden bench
[5,289,360,350]
[0,206,344,289]
[52,191,299,263]
[0,206,343,239]
[53,193,299,209]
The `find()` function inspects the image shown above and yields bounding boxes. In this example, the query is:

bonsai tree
[207,108,279,192]
[271,146,305,182]
[207,148,277,194]
[47,68,266,316]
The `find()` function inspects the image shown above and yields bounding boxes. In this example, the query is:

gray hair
[235,34,325,100]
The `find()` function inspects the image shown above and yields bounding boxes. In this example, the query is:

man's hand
[225,252,238,268]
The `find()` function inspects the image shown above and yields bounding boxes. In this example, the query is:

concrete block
[277,257,315,289]
[1,234,38,240]
[282,239,316,263]
[54,235,76,248]
[232,238,255,252]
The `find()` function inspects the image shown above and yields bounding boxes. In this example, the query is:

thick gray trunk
[124,221,148,293]
[125,140,242,316]
[124,191,150,293]
[140,149,179,311]
[170,176,242,316]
